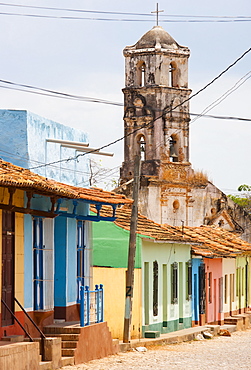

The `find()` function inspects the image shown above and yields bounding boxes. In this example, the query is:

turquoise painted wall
[92,220,142,269]
[141,241,192,334]
[67,218,78,304]
[54,217,67,307]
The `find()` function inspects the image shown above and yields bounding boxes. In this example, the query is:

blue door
[33,218,43,310]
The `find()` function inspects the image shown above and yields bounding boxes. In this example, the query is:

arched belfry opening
[136,61,146,87]
[169,62,178,88]
[169,135,178,162]
[137,135,146,161]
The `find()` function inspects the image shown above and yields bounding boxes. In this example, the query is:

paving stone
[59,329,251,370]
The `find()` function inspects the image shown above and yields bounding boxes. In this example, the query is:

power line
[0,3,250,21]
[190,71,251,124]
[0,79,123,106]
[0,9,250,22]
[28,45,251,171]
[0,3,249,18]
[0,12,250,22]
[1,78,251,123]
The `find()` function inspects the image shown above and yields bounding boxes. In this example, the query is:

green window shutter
[186,260,192,300]
[171,262,178,304]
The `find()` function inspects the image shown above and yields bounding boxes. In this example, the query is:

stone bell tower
[118,25,251,238]
[120,26,197,226]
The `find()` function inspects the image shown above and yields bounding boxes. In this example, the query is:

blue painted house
[0,109,89,186]
[0,110,128,332]
[0,159,130,331]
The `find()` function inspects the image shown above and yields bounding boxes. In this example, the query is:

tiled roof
[0,160,131,205]
[92,204,251,257]
[91,204,195,243]
[182,225,251,257]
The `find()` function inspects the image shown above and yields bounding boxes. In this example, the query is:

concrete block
[44,337,62,369]
[1,335,24,343]
[61,356,75,366]
[205,325,220,336]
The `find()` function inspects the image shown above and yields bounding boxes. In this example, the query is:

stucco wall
[204,258,223,324]
[0,109,89,187]
[93,266,141,340]
[222,258,237,315]
[141,241,192,333]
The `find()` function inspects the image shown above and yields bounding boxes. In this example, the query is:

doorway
[1,211,15,326]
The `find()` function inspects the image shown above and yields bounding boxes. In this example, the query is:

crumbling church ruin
[119,25,251,242]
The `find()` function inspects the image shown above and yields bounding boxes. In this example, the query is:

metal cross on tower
[151,3,164,26]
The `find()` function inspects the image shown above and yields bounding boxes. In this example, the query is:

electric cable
[190,71,251,124]
[28,44,251,170]
[0,3,250,20]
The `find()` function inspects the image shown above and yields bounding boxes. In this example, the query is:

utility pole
[123,153,141,343]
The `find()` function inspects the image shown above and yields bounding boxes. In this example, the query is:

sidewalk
[118,324,233,352]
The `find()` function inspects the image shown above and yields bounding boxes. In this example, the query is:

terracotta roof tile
[0,160,132,205]
[92,204,195,243]
[182,225,251,257]
[92,204,251,257]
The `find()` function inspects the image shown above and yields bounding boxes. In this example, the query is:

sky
[0,0,251,193]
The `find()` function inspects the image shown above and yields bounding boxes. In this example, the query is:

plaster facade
[0,110,89,186]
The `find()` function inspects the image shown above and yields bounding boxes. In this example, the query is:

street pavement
[60,328,251,369]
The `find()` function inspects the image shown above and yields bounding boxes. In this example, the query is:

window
[77,220,86,302]
[242,267,245,296]
[199,263,206,314]
[186,260,192,300]
[171,262,178,304]
[236,268,239,297]
[208,272,212,304]
[33,218,54,310]
[219,277,223,312]
[224,274,228,304]
[153,260,158,316]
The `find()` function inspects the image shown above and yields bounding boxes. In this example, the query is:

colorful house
[0,109,89,186]
[184,225,251,326]
[92,205,195,340]
[0,159,130,368]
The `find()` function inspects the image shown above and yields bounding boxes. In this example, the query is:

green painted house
[92,205,194,339]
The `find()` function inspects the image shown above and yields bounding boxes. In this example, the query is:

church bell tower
[120,26,194,225]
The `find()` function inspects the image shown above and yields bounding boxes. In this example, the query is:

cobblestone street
[60,329,251,369]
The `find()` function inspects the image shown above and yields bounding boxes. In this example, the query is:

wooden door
[1,211,15,326]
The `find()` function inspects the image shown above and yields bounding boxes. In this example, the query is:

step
[45,333,80,341]
[61,356,75,366]
[144,331,160,339]
[62,348,76,357]
[233,314,250,329]
[62,340,78,348]
[44,326,81,335]
[39,361,53,370]
[224,316,243,330]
